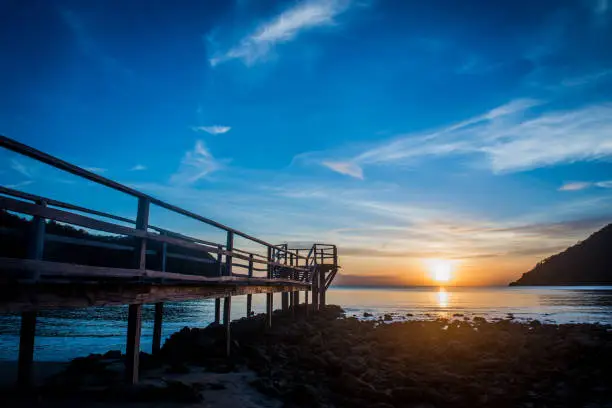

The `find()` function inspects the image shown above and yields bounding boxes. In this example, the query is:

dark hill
[509,223,612,286]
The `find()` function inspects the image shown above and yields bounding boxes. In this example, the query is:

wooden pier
[0,135,339,387]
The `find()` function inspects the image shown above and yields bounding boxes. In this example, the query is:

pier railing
[0,135,337,285]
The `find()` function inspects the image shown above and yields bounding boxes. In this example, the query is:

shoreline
[2,306,612,407]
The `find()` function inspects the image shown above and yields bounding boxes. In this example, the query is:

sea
[1,286,612,361]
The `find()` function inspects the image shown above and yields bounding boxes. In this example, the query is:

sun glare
[424,259,454,283]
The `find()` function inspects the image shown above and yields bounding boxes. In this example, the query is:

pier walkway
[0,135,339,387]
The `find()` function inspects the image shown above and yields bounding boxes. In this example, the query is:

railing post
[28,199,46,281]
[216,245,223,276]
[134,197,150,271]
[225,231,234,276]
[159,234,167,271]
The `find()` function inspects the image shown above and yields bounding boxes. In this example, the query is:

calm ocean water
[1,286,611,361]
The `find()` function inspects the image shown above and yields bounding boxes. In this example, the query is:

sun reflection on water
[437,287,449,308]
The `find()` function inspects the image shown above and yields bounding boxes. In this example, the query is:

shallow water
[1,286,611,361]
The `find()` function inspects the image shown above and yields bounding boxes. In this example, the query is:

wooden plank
[17,311,36,388]
[152,302,163,355]
[223,296,231,357]
[0,257,311,287]
[266,293,273,329]
[0,283,304,312]
[125,304,142,384]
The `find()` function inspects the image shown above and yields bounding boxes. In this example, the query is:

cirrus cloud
[210,0,353,66]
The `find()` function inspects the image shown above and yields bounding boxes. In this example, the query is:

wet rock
[383,314,393,321]
[102,350,122,360]
[364,312,373,317]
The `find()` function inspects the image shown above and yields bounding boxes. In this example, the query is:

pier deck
[0,135,339,387]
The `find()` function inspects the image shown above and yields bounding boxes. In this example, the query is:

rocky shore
[2,305,612,407]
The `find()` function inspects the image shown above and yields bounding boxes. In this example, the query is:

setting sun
[424,259,454,283]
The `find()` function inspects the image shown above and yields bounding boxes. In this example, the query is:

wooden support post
[319,267,326,308]
[214,298,221,324]
[266,293,273,329]
[125,197,148,385]
[17,311,36,389]
[246,294,252,317]
[152,302,163,355]
[282,292,289,311]
[312,268,319,312]
[248,254,253,277]
[295,291,300,308]
[225,231,234,276]
[18,199,46,387]
[290,290,295,319]
[223,296,231,357]
[304,291,309,317]
[126,304,142,385]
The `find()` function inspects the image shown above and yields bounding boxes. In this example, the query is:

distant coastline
[509,223,611,286]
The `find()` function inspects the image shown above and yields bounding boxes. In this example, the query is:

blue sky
[1,0,612,285]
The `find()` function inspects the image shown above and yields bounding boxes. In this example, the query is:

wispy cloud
[130,164,147,171]
[561,69,612,87]
[559,180,612,191]
[6,180,34,189]
[322,161,363,179]
[170,140,224,185]
[210,0,352,66]
[192,125,232,135]
[10,159,33,178]
[318,100,612,178]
